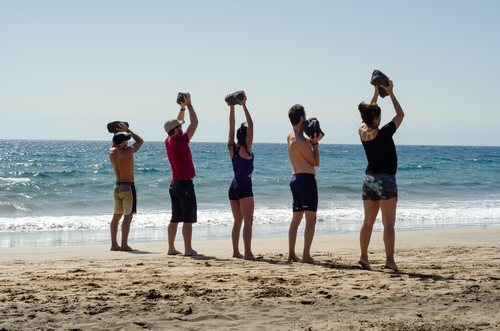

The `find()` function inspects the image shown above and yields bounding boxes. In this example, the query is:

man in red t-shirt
[164,92,199,256]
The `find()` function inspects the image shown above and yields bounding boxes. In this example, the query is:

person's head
[164,119,185,137]
[236,122,247,146]
[112,132,131,149]
[288,104,306,126]
[358,102,381,128]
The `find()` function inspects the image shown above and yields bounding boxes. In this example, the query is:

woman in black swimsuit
[227,93,255,259]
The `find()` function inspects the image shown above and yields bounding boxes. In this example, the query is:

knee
[362,220,375,228]
[243,218,253,225]
[382,219,395,229]
[111,214,122,222]
[362,217,376,227]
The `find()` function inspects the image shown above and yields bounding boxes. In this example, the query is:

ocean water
[0,140,499,247]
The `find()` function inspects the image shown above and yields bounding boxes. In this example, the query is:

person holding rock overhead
[108,122,144,252]
[226,91,255,260]
[357,78,405,272]
[164,92,199,256]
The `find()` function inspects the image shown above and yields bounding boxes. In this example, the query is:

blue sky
[1,0,499,146]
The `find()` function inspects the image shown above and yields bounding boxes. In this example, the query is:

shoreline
[1,226,498,261]
[1,226,499,330]
[1,222,499,249]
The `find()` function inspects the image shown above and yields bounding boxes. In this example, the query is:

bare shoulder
[359,123,368,139]
[359,123,367,133]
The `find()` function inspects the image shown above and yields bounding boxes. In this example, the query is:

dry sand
[0,227,499,330]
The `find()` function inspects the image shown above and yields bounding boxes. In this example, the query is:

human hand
[380,80,394,95]
[184,93,192,107]
[238,94,247,106]
[308,132,324,145]
[117,122,130,132]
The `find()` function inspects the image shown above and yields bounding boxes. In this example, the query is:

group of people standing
[108,80,404,272]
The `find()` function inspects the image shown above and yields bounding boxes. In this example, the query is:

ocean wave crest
[0,177,31,185]
[1,203,499,233]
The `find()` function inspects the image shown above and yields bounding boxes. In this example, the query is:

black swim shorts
[228,178,253,201]
[362,174,398,201]
[169,180,197,223]
[290,173,318,212]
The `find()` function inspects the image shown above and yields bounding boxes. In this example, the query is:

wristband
[180,108,186,111]
[312,143,318,146]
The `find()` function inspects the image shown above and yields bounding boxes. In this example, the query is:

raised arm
[381,81,405,129]
[370,85,379,105]
[228,105,235,158]
[118,123,143,153]
[180,93,198,140]
[240,95,253,152]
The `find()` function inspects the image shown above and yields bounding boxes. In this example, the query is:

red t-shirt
[165,132,196,180]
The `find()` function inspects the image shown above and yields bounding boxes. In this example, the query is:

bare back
[109,147,135,182]
[287,131,316,175]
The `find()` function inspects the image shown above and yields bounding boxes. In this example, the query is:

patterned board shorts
[362,174,398,201]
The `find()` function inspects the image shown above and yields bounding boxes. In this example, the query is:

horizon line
[1,138,499,148]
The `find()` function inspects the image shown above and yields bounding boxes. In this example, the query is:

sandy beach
[1,227,499,330]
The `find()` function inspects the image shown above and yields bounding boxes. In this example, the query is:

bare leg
[302,211,317,263]
[120,214,133,251]
[230,199,243,258]
[359,199,380,270]
[110,214,122,251]
[288,212,303,262]
[239,197,254,260]
[381,198,398,272]
[182,223,198,256]
[167,222,181,255]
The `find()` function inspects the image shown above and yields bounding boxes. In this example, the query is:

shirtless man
[109,123,144,251]
[287,104,323,263]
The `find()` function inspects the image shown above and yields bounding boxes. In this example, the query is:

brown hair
[358,102,381,128]
[288,104,305,125]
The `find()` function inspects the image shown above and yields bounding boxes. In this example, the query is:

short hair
[236,123,247,147]
[288,104,305,126]
[358,102,381,128]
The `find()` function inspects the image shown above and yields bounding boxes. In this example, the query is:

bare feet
[120,245,134,252]
[287,254,300,263]
[167,248,182,255]
[110,245,121,251]
[358,257,372,270]
[184,249,198,256]
[301,255,315,264]
[244,253,255,260]
[384,260,399,272]
[233,252,244,259]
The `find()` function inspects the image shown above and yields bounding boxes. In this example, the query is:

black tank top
[232,145,254,180]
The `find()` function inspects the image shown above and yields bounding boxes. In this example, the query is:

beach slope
[1,227,499,330]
